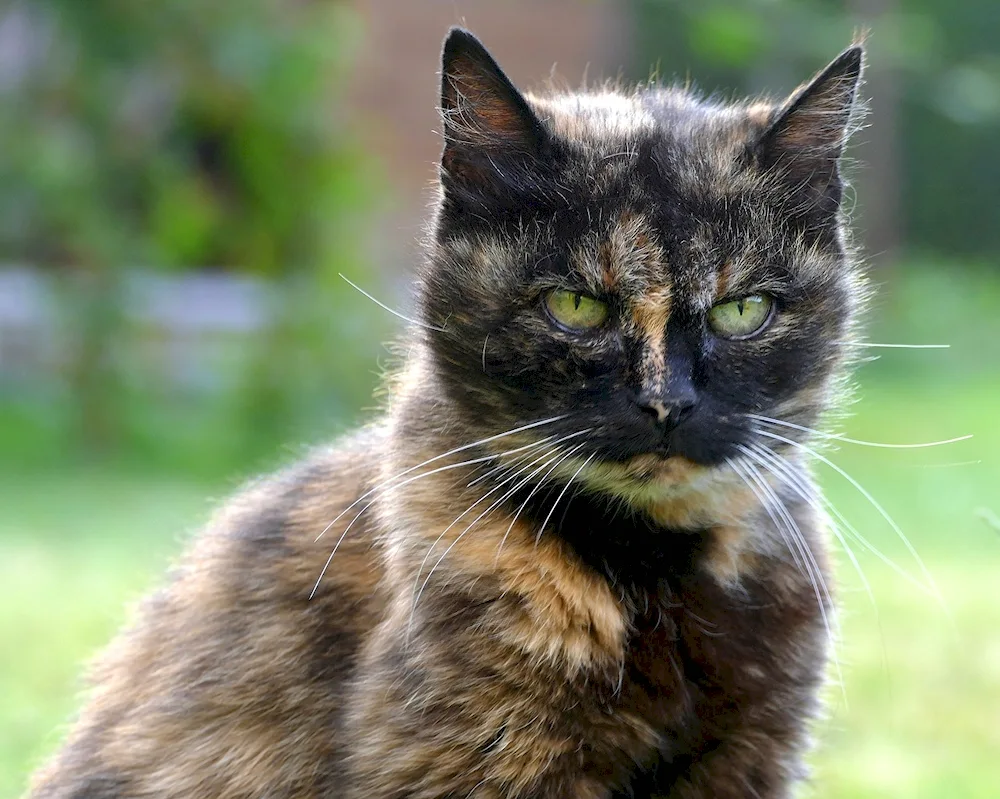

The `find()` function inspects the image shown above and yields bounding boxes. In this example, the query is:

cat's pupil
[573,293,582,310]
[737,300,745,315]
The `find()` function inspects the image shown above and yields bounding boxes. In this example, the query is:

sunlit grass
[0,472,225,798]
[3,335,998,797]
[810,373,1000,798]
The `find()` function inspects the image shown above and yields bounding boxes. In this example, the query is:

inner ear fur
[756,46,865,210]
[439,28,548,189]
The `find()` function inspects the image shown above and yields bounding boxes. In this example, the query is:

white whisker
[309,440,556,599]
[412,431,592,600]
[842,342,950,349]
[756,428,947,613]
[748,413,972,449]
[309,417,572,598]
[532,452,596,547]
[747,437,944,675]
[494,444,588,563]
[315,415,567,543]
[733,453,846,703]
[410,447,563,615]
[410,444,585,625]
[742,442,880,621]
[339,273,447,332]
[468,436,559,487]
[494,445,589,566]
[468,438,553,487]
[727,456,807,577]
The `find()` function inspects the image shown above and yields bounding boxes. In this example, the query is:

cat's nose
[636,387,697,429]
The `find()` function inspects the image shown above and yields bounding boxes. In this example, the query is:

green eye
[545,289,609,331]
[708,294,774,339]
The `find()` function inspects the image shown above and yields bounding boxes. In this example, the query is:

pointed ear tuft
[439,28,547,188]
[757,46,864,211]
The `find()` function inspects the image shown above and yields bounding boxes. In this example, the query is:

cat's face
[417,29,864,511]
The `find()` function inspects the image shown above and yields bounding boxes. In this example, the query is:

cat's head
[412,29,866,520]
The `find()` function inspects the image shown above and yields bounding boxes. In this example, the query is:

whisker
[744,439,943,603]
[410,447,563,610]
[742,442,883,631]
[751,439,939,625]
[315,415,567,543]
[733,453,846,704]
[339,273,447,333]
[410,444,585,625]
[468,436,558,487]
[726,455,807,577]
[753,439,948,672]
[532,452,596,547]
[412,432,592,597]
[758,446,895,684]
[735,454,836,620]
[310,422,573,599]
[755,428,947,613]
[494,445,590,566]
[743,444,867,585]
[309,440,555,599]
[841,342,950,349]
[495,444,588,564]
[747,413,972,450]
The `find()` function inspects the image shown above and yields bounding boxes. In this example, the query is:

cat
[29,27,866,799]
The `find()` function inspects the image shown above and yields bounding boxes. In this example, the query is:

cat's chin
[624,453,705,484]
[580,452,747,528]
[583,452,711,500]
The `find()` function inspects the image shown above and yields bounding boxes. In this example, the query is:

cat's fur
[30,29,866,799]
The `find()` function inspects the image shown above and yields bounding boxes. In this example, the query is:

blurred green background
[1,1,997,797]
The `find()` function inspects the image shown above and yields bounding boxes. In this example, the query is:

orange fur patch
[388,464,627,677]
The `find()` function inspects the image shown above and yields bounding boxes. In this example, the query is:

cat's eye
[708,294,774,339]
[544,289,609,331]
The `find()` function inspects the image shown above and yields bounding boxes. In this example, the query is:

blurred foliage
[0,0,368,273]
[900,0,1000,257]
[634,0,1000,258]
[0,0,386,462]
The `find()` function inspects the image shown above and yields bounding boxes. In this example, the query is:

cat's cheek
[572,349,622,379]
[562,331,624,377]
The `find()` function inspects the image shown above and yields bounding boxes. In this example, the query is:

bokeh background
[2,1,997,796]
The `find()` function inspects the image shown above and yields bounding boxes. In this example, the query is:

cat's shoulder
[185,423,391,599]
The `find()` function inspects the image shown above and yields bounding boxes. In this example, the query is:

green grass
[0,470,230,798]
[810,373,1000,798]
[4,376,998,798]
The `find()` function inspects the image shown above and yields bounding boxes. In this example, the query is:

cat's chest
[612,571,795,746]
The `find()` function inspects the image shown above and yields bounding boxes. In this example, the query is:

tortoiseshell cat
[31,28,867,799]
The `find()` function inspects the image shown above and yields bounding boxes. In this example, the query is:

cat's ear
[439,28,548,192]
[756,46,864,212]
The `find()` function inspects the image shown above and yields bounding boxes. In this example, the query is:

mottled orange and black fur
[30,29,868,799]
